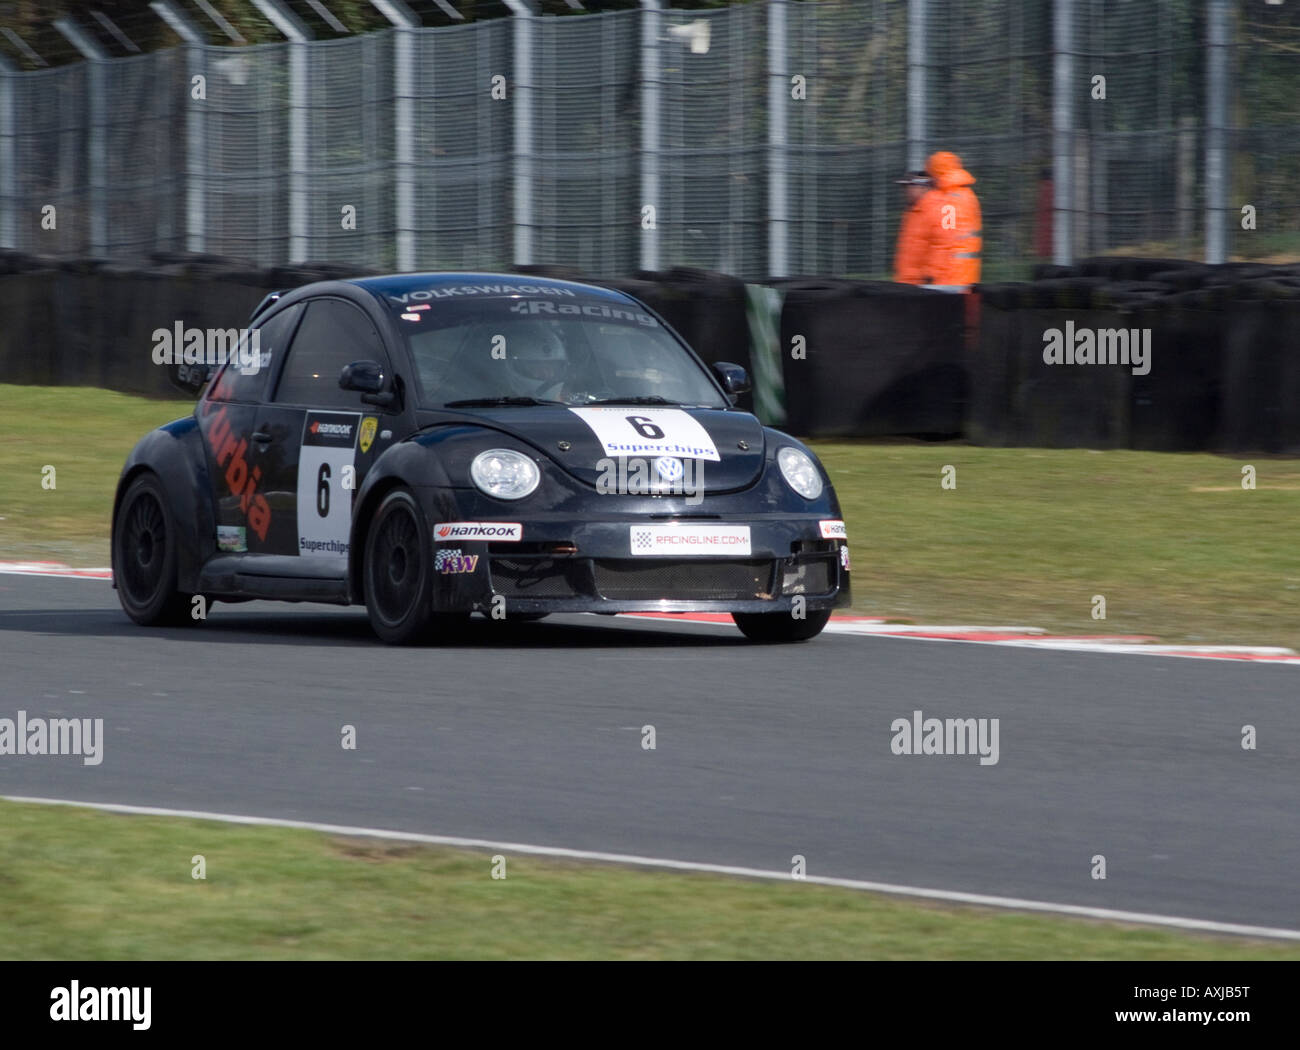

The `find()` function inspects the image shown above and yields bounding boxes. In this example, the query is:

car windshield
[387,292,728,409]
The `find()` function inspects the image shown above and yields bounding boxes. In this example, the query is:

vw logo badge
[655,456,685,482]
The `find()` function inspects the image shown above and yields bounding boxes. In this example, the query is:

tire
[111,472,192,626]
[363,488,439,645]
[732,607,832,643]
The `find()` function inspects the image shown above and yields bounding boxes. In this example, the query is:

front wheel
[732,607,832,643]
[112,472,192,626]
[363,488,435,645]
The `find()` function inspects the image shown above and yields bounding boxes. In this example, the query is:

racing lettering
[203,398,272,542]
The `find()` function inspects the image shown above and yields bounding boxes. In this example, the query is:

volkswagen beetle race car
[111,273,850,644]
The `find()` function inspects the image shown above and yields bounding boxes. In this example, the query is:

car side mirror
[168,360,215,397]
[711,361,750,400]
[340,360,394,406]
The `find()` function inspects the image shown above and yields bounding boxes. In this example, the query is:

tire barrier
[1127,293,1222,453]
[778,279,966,438]
[1216,291,1300,454]
[0,252,267,396]
[2,251,1297,451]
[968,274,1290,450]
[972,291,1132,449]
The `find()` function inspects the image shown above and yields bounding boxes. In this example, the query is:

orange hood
[926,151,976,190]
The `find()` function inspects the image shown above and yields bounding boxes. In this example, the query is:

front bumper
[423,504,852,615]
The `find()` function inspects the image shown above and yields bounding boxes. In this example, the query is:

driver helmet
[506,322,568,393]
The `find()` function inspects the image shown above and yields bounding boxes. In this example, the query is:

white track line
[4,562,1296,663]
[0,562,112,579]
[6,794,1298,942]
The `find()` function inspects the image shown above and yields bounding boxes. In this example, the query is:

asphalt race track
[2,573,1297,933]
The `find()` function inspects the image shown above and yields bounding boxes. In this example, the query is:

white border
[6,795,1298,942]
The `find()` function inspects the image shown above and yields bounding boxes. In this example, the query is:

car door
[252,297,396,572]
[196,302,303,559]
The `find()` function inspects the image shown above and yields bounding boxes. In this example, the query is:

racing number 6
[626,415,665,440]
[317,463,330,517]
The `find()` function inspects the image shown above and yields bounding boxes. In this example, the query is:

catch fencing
[0,1,1294,279]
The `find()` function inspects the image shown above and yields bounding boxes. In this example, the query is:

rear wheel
[364,488,436,645]
[112,473,192,626]
[732,607,832,643]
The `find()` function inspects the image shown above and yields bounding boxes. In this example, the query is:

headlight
[470,448,540,500]
[777,446,823,500]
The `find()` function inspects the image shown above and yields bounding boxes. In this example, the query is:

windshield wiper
[583,395,682,406]
[443,396,567,407]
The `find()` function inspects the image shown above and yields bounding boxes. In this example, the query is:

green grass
[0,385,194,567]
[2,800,1295,960]
[0,384,1295,647]
[819,441,1300,648]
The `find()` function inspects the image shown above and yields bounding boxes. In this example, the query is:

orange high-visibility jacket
[893,201,930,285]
[920,151,982,286]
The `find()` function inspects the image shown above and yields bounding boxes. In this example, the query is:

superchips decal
[567,407,721,462]
[297,412,360,561]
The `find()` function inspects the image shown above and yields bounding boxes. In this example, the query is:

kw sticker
[435,549,480,574]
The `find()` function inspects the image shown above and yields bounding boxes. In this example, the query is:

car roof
[346,272,638,305]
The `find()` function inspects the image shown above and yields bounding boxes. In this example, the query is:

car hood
[434,404,768,493]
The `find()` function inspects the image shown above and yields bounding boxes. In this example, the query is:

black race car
[111,273,851,643]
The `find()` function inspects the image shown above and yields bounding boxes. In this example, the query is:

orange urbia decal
[202,375,272,541]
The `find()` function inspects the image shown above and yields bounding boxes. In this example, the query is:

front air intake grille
[490,557,580,598]
[593,559,774,601]
[781,558,834,596]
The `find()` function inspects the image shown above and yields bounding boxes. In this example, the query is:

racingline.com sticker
[630,525,751,556]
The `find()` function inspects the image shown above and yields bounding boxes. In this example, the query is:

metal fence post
[252,0,312,264]
[1052,0,1075,265]
[907,0,926,170]
[1205,0,1230,265]
[0,53,14,250]
[640,0,662,273]
[151,2,206,253]
[53,18,109,256]
[768,0,789,279]
[505,0,536,266]
[371,1,418,271]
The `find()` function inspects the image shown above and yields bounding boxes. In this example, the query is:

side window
[274,298,388,408]
[206,303,302,403]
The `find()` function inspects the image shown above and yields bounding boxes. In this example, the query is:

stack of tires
[773,277,965,438]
